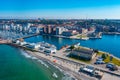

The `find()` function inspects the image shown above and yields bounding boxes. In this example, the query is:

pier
[16,33,40,40]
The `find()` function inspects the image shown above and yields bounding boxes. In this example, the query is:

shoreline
[6,43,120,80]
[24,50,80,80]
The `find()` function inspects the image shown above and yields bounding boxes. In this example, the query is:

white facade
[56,27,68,35]
[16,40,20,44]
[19,41,27,46]
[44,48,56,54]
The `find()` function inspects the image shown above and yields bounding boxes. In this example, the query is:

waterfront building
[38,41,57,54]
[88,27,96,33]
[43,25,56,34]
[88,32,102,39]
[27,43,40,49]
[44,48,56,54]
[70,48,96,60]
[15,40,20,44]
[56,27,68,35]
[62,30,78,36]
[19,41,27,46]
[80,28,88,34]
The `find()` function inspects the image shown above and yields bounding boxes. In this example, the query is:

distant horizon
[1,17,120,20]
[1,0,120,19]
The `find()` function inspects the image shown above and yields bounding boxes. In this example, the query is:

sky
[0,0,120,19]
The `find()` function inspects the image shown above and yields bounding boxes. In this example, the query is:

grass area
[97,52,104,56]
[97,51,120,66]
[104,55,120,66]
[77,35,87,38]
[23,47,38,52]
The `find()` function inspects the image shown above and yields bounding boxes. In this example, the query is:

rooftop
[73,48,94,55]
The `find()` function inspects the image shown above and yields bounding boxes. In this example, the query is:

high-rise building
[43,25,55,34]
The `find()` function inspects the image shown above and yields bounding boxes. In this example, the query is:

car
[106,63,118,71]
[110,65,118,71]
[94,61,105,64]
[106,63,114,68]
[96,58,103,61]
[96,57,103,61]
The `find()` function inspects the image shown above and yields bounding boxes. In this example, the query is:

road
[53,48,120,79]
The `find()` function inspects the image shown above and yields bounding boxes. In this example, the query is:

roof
[72,48,94,55]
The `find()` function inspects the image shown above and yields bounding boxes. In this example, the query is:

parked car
[106,63,118,71]
[106,63,114,68]
[110,65,118,71]
[94,61,105,64]
[96,58,103,61]
[96,57,103,61]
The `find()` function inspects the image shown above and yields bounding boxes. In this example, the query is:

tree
[69,45,75,51]
[102,54,108,60]
[93,49,99,53]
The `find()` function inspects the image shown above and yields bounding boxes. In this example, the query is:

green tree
[102,54,108,60]
[69,45,75,51]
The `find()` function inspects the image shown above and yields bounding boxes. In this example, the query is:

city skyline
[1,0,120,19]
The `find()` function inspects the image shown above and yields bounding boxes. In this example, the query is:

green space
[97,51,120,66]
[104,55,120,66]
[77,35,88,38]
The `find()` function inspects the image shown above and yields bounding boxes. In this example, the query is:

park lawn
[104,55,120,66]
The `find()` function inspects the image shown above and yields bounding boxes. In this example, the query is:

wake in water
[20,50,32,58]
[20,49,77,80]
[47,61,77,80]
[38,59,49,68]
[20,49,49,68]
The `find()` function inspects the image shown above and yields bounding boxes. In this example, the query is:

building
[56,27,68,35]
[44,48,56,54]
[80,65,95,74]
[62,30,78,36]
[19,41,27,46]
[70,48,96,60]
[79,28,88,34]
[43,25,56,34]
[27,43,40,49]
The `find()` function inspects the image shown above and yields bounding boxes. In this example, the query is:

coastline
[6,43,120,80]
[24,50,80,80]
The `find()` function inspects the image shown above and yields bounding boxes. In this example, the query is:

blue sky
[1,0,120,19]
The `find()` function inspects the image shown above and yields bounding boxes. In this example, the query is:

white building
[19,41,27,46]
[28,43,40,49]
[16,40,20,44]
[44,48,56,54]
[56,27,68,35]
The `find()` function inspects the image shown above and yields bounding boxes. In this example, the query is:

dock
[16,33,40,40]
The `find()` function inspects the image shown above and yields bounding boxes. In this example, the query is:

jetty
[16,33,40,40]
